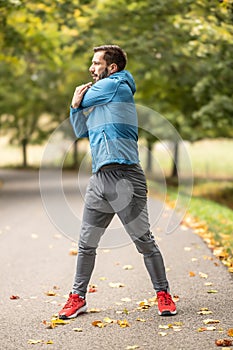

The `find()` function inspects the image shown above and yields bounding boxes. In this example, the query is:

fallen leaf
[204,282,213,286]
[123,265,133,270]
[117,319,130,328]
[199,272,208,279]
[158,332,168,337]
[45,340,54,344]
[92,320,106,328]
[197,308,213,315]
[136,318,146,322]
[137,300,151,310]
[159,325,171,330]
[123,308,129,315]
[215,339,233,347]
[109,282,125,288]
[189,271,196,277]
[27,339,43,344]
[69,248,78,256]
[73,328,83,332]
[227,329,233,337]
[172,295,180,302]
[228,267,233,273]
[203,319,220,325]
[45,291,57,297]
[10,295,20,300]
[184,247,192,251]
[88,285,97,293]
[125,346,139,350]
[88,308,101,313]
[99,277,107,281]
[103,317,115,324]
[207,290,218,294]
[191,258,198,262]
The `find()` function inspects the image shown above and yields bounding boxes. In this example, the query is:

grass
[149,179,233,262]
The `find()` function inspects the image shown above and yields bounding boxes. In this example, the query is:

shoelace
[158,292,172,306]
[63,295,77,309]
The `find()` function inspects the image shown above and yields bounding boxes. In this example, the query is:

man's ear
[109,63,118,74]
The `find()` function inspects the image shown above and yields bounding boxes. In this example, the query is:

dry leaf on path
[27,339,43,344]
[189,271,196,277]
[10,295,20,300]
[73,328,83,332]
[125,346,139,350]
[158,332,168,337]
[117,319,130,328]
[88,308,101,313]
[215,339,233,346]
[203,319,220,325]
[207,289,218,294]
[45,290,58,296]
[227,329,233,337]
[92,320,106,328]
[199,272,208,279]
[123,265,133,270]
[109,282,125,288]
[69,248,78,256]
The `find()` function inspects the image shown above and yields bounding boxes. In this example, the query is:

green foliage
[0,0,232,167]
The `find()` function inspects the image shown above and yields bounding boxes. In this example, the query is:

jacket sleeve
[80,79,119,108]
[70,106,89,138]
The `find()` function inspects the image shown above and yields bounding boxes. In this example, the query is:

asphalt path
[0,169,232,350]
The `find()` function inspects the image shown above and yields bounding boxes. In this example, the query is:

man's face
[89,51,109,82]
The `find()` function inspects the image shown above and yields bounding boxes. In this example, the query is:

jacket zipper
[102,130,110,154]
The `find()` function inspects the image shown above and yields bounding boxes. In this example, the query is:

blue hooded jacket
[70,70,139,173]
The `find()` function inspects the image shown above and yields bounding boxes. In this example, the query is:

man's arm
[70,82,92,138]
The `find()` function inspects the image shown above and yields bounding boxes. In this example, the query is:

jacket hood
[109,70,136,94]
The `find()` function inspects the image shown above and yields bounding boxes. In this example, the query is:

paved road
[0,169,232,350]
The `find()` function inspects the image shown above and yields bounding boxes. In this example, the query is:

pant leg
[72,174,114,297]
[114,165,169,292]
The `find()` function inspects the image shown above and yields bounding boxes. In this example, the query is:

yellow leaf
[45,340,54,344]
[207,289,218,294]
[197,308,213,315]
[88,308,101,313]
[203,319,220,325]
[109,282,125,288]
[228,328,233,337]
[123,265,133,270]
[138,300,150,310]
[27,339,43,344]
[44,291,57,296]
[199,272,208,279]
[228,267,233,273]
[92,320,106,328]
[99,277,107,281]
[73,328,83,332]
[125,346,139,350]
[158,332,167,337]
[159,325,170,329]
[117,319,130,328]
[136,318,146,322]
[103,317,115,324]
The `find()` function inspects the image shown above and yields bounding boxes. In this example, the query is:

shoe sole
[59,304,88,320]
[158,310,177,316]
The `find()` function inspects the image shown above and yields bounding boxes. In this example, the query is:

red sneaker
[157,291,177,316]
[58,293,87,319]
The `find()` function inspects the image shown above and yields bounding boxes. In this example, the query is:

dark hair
[93,45,127,71]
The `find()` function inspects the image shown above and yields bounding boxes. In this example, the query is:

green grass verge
[148,180,233,255]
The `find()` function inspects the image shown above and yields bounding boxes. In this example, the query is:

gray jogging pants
[73,164,169,297]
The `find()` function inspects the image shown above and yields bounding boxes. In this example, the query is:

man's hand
[71,82,92,108]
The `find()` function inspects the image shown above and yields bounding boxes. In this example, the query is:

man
[58,45,177,319]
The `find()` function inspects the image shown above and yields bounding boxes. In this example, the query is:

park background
[0,0,233,268]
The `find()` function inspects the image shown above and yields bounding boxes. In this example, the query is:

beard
[98,67,110,80]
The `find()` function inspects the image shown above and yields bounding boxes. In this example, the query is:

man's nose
[89,64,94,73]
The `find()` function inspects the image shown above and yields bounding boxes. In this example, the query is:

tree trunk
[22,138,28,168]
[171,140,179,178]
[73,139,79,169]
[146,139,153,172]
